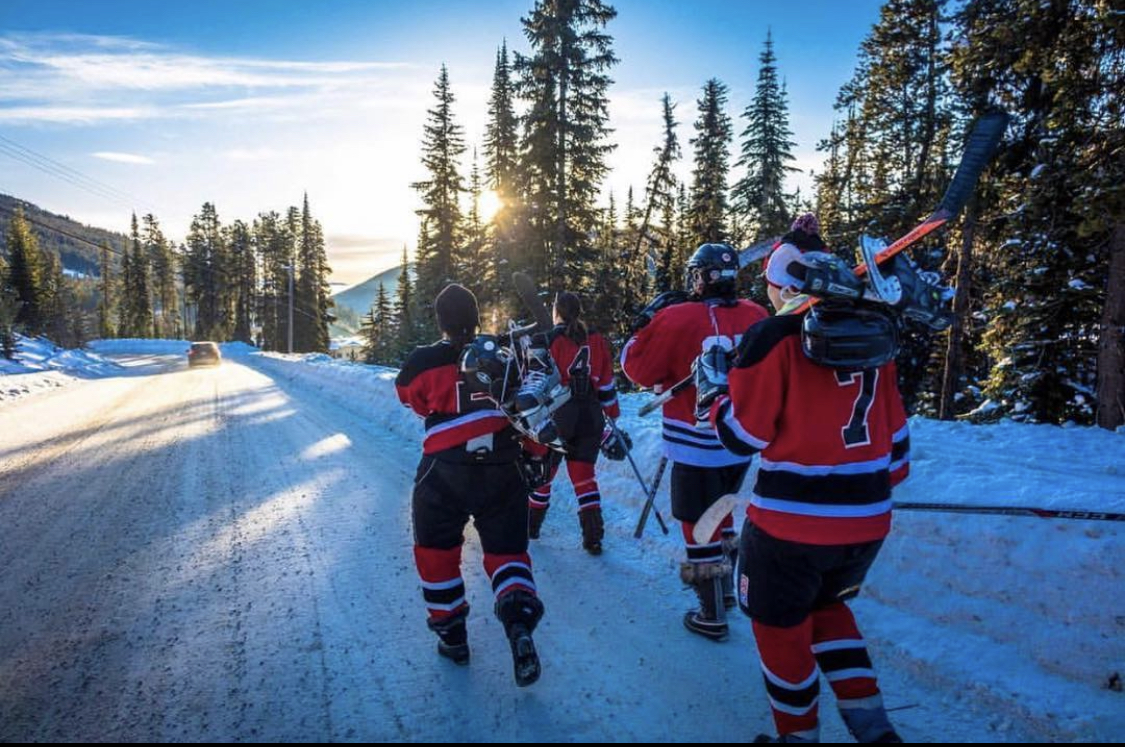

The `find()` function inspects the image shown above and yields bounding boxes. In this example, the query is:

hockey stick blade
[692,494,749,544]
[939,110,1009,216]
[739,236,779,268]
[512,272,553,331]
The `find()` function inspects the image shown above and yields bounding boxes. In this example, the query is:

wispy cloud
[0,32,416,125]
[92,151,155,165]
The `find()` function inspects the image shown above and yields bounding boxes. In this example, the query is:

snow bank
[0,335,124,404]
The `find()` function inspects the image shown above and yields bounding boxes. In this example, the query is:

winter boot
[427,607,470,665]
[721,534,739,610]
[680,561,729,641]
[578,506,604,555]
[528,504,549,540]
[495,590,545,687]
[840,703,901,743]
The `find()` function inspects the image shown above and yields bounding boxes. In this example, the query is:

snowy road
[0,350,1121,741]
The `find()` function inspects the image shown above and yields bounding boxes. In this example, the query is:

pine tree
[294,194,332,352]
[732,31,799,238]
[96,242,115,339]
[960,0,1114,424]
[143,214,177,338]
[255,211,293,351]
[0,251,14,357]
[361,282,396,364]
[515,0,618,293]
[413,65,466,326]
[5,206,46,332]
[460,153,492,304]
[639,93,681,291]
[183,203,229,341]
[688,79,733,246]
[394,245,418,358]
[229,219,255,343]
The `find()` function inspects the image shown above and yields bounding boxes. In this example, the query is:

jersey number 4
[836,369,879,448]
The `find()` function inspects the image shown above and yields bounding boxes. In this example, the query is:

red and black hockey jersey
[547,325,620,419]
[621,298,768,467]
[708,314,910,545]
[395,339,518,462]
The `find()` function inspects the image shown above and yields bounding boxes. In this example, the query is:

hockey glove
[630,290,691,332]
[600,426,632,461]
[693,344,731,423]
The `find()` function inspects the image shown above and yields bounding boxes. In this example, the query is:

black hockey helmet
[459,334,519,401]
[801,303,900,371]
[685,243,739,298]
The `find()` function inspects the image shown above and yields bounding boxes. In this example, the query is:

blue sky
[1,0,884,286]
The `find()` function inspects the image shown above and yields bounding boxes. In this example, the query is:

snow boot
[680,561,729,641]
[427,607,470,665]
[579,506,604,555]
[840,703,901,743]
[495,590,544,687]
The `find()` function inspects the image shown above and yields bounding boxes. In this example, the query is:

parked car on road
[187,341,222,367]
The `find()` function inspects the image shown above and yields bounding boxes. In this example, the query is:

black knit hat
[434,283,479,338]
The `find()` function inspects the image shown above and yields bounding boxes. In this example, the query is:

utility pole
[285,264,294,354]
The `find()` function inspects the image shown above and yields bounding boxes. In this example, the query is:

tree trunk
[1096,221,1125,430]
[939,203,976,420]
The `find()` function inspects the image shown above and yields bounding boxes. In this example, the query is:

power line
[0,134,158,211]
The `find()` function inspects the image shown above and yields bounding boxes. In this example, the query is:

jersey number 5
[836,369,879,448]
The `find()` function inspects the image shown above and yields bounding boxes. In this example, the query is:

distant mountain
[0,193,128,276]
[331,264,406,320]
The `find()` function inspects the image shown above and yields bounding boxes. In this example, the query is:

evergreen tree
[460,153,492,304]
[394,245,419,358]
[413,65,466,326]
[255,211,293,351]
[732,31,799,238]
[125,213,153,338]
[229,219,256,344]
[294,194,332,352]
[639,93,681,291]
[183,203,229,341]
[361,282,396,364]
[5,207,46,332]
[0,251,15,357]
[96,242,115,339]
[688,79,734,245]
[515,0,618,292]
[485,41,520,201]
[143,214,177,338]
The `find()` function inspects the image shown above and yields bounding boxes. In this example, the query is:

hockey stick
[608,418,670,536]
[633,455,670,538]
[893,503,1125,522]
[786,111,1008,316]
[637,373,695,418]
[512,271,555,331]
[694,496,1125,541]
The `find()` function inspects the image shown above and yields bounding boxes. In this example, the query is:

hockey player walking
[621,244,768,640]
[526,291,628,555]
[394,283,545,687]
[693,243,961,742]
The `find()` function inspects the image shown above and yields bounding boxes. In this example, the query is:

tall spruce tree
[143,214,177,338]
[688,79,734,246]
[295,194,332,352]
[732,31,799,238]
[361,282,396,364]
[229,219,256,344]
[255,211,293,351]
[460,153,492,304]
[96,241,115,338]
[394,245,418,358]
[515,0,618,293]
[183,203,229,341]
[638,93,681,293]
[412,65,466,326]
[5,207,46,332]
[0,251,15,358]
